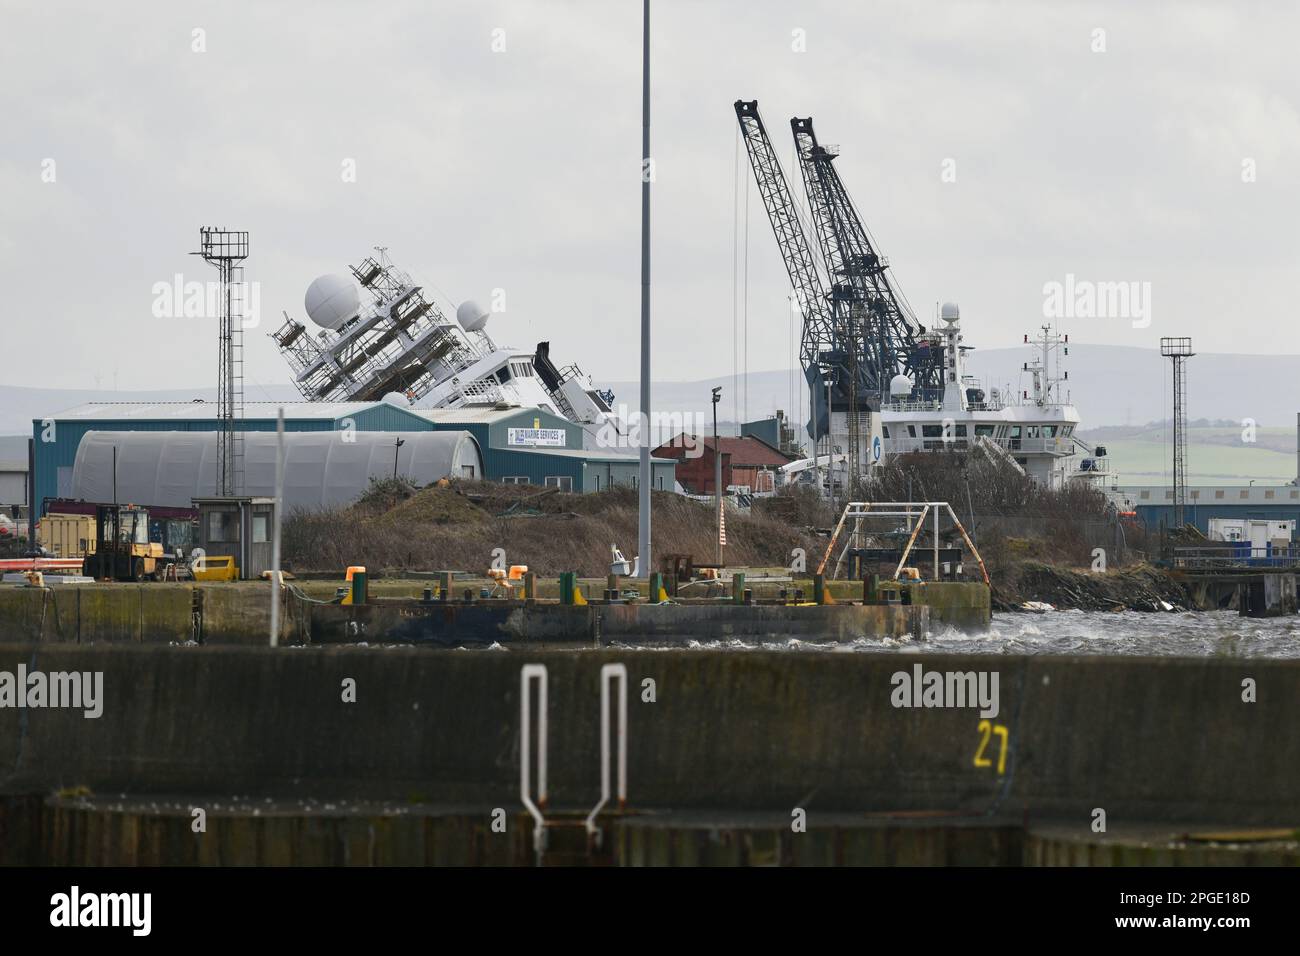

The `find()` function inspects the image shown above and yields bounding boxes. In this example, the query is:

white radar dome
[304,274,361,331]
[940,301,960,324]
[382,391,409,406]
[456,300,490,333]
[890,373,914,397]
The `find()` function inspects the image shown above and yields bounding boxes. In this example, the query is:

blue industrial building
[1117,484,1300,538]
[416,407,677,493]
[33,400,675,511]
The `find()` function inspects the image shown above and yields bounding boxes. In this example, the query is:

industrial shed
[71,430,483,512]
[32,400,436,511]
[416,407,677,492]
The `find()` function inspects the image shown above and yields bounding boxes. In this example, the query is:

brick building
[652,434,796,495]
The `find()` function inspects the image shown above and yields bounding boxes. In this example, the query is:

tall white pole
[636,0,652,578]
[269,408,284,647]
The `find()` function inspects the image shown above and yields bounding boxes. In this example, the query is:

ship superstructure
[271,248,620,447]
[880,306,1081,486]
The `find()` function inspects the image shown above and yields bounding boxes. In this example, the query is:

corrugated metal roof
[47,401,390,422]
[412,406,537,424]
[512,446,676,464]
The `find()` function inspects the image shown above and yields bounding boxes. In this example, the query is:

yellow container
[193,555,238,582]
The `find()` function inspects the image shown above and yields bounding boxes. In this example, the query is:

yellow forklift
[82,504,168,582]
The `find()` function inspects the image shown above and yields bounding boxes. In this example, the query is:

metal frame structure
[817,500,989,584]
[273,248,479,404]
[195,227,249,497]
[1160,337,1194,528]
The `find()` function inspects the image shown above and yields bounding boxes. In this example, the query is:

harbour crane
[734,100,945,488]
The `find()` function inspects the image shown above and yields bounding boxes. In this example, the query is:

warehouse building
[415,407,677,493]
[33,400,676,510]
[31,401,436,511]
[1116,483,1300,539]
[71,430,483,511]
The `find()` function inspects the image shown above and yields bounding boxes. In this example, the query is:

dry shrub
[283,481,821,575]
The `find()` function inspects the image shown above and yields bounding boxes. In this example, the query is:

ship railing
[886,436,1071,456]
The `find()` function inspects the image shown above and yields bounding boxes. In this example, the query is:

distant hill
[5,343,1295,447]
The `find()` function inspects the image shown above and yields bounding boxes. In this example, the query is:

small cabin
[192,496,277,580]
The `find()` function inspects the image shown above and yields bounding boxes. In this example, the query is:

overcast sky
[2,1,1297,407]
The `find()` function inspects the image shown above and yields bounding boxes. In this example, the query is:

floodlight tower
[196,227,250,496]
[1160,337,1194,528]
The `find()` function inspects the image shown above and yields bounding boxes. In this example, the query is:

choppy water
[655,610,1300,658]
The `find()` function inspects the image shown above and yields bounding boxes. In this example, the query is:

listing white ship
[272,248,622,448]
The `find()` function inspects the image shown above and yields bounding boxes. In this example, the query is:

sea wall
[0,644,1291,826]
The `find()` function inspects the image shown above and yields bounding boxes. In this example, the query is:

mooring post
[438,571,451,602]
[732,571,746,604]
[814,573,826,605]
[524,572,536,602]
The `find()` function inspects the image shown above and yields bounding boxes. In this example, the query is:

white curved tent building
[72,430,483,512]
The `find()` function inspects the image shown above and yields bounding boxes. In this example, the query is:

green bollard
[732,571,746,604]
[648,572,663,603]
[864,573,880,604]
[560,572,576,606]
[524,572,536,602]
[351,570,368,606]
[814,573,826,605]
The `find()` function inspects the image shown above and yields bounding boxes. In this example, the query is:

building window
[881,426,890,438]
[208,511,238,543]
[502,476,529,485]
[1215,490,1224,499]
[1139,491,1149,500]
[1240,490,1249,499]
[1190,490,1199,500]
[1265,489,1275,499]
[252,514,269,543]
[461,465,476,479]
[907,425,916,438]
[544,476,573,492]
[974,425,996,437]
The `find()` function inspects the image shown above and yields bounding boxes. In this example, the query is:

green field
[1097,439,1296,484]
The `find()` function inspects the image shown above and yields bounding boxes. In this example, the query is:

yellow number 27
[973,719,1009,775]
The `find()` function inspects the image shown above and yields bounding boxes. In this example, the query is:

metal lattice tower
[196,227,250,497]
[1160,337,1194,528]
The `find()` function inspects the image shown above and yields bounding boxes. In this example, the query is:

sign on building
[507,427,566,448]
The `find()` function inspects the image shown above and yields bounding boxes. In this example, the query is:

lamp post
[712,386,722,566]
[393,437,405,480]
[636,0,653,578]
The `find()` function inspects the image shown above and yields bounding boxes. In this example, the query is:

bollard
[560,572,576,606]
[464,588,474,603]
[438,571,452,603]
[813,573,826,605]
[524,572,536,602]
[743,588,753,605]
[350,570,368,606]
[732,572,746,605]
[864,573,880,604]
[422,587,433,603]
[779,587,788,604]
